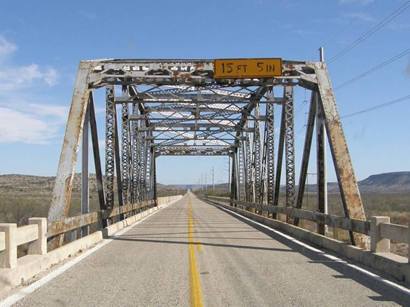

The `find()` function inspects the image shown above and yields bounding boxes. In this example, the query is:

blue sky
[0,0,409,184]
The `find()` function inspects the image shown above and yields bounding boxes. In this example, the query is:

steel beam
[243,132,252,202]
[273,97,286,219]
[317,96,328,235]
[89,95,106,211]
[253,102,262,207]
[265,92,275,208]
[131,103,139,203]
[294,92,317,226]
[105,86,116,210]
[314,62,367,249]
[284,86,296,223]
[81,101,89,237]
[48,62,91,226]
[121,100,131,205]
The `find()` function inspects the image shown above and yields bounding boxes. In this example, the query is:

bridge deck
[15,193,409,306]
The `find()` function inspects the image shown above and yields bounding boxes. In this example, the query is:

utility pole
[212,167,215,192]
[228,156,231,195]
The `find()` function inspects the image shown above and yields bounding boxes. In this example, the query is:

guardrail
[205,195,410,262]
[47,200,155,239]
[0,196,182,269]
[0,218,47,268]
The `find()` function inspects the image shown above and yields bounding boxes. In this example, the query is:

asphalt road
[14,193,410,306]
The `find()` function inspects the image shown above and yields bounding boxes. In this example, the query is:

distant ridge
[359,171,410,193]
[0,171,409,193]
[173,172,410,194]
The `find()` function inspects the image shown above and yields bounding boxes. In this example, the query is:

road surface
[13,193,409,306]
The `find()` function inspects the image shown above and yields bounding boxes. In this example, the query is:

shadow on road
[111,236,297,253]
[211,203,410,305]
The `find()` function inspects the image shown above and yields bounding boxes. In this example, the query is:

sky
[0,0,409,185]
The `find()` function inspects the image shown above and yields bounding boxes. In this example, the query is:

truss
[48,58,369,249]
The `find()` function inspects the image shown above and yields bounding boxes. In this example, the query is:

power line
[341,94,410,119]
[328,1,410,63]
[335,48,410,90]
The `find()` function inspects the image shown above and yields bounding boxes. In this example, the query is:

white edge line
[217,204,410,296]
[0,204,171,307]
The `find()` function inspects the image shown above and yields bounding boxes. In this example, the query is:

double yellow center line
[188,196,204,307]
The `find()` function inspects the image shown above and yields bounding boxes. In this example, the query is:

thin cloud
[0,64,59,91]
[0,107,58,144]
[0,36,17,59]
[0,37,59,91]
[339,0,374,5]
[28,104,68,122]
[0,36,64,144]
[343,12,375,23]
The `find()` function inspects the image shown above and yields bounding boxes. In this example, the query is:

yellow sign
[213,58,282,79]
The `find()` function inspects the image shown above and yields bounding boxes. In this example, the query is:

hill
[191,172,410,194]
[0,174,185,224]
[358,172,410,193]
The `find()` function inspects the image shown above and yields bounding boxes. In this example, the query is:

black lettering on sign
[257,62,264,72]
[237,64,247,73]
[266,64,275,72]
[222,62,233,73]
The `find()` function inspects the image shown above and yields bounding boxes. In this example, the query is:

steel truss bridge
[47,57,368,248]
[2,58,410,306]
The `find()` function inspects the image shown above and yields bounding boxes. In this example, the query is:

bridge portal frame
[47,58,368,248]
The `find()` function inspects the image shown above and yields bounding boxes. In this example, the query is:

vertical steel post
[265,94,275,210]
[105,86,116,210]
[81,102,90,237]
[130,103,138,203]
[230,154,236,205]
[121,100,131,206]
[145,138,151,201]
[228,156,231,195]
[89,95,106,211]
[273,102,286,219]
[317,47,328,235]
[244,132,252,202]
[139,129,147,202]
[253,102,262,208]
[261,120,268,206]
[238,141,245,200]
[153,154,158,205]
[294,92,317,226]
[241,136,247,200]
[113,104,124,214]
[284,86,296,223]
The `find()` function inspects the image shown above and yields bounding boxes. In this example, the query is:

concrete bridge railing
[204,195,410,286]
[0,218,47,268]
[0,195,183,292]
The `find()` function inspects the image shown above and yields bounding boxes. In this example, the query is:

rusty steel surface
[48,62,92,223]
[48,212,100,238]
[314,62,368,249]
